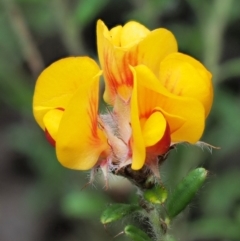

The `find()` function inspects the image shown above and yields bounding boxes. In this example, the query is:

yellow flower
[33,20,213,175]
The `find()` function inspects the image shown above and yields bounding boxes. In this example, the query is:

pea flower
[33,20,213,181]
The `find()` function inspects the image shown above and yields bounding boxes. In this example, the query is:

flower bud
[144,185,168,204]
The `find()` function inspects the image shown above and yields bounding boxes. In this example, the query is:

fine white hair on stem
[196,141,220,154]
[173,141,220,154]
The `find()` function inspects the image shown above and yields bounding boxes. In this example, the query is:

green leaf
[124,225,152,241]
[143,185,168,204]
[100,203,141,224]
[166,167,208,219]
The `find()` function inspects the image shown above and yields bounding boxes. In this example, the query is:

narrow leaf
[124,225,152,241]
[166,167,208,219]
[101,204,141,224]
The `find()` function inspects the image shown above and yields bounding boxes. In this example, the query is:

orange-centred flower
[33,20,213,176]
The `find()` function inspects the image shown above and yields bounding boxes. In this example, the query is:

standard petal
[97,20,133,103]
[130,70,146,170]
[128,28,178,76]
[132,65,206,143]
[109,25,122,46]
[159,53,213,117]
[97,20,177,104]
[33,57,100,129]
[120,21,150,47]
[56,74,108,170]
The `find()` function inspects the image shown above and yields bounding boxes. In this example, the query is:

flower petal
[133,67,185,134]
[97,20,178,104]
[132,65,206,143]
[33,57,100,129]
[159,53,213,117]
[56,74,108,170]
[120,21,150,47]
[154,107,185,134]
[129,28,178,76]
[142,111,167,147]
[130,69,146,170]
[97,20,133,103]
[161,96,205,143]
[146,123,171,156]
[43,108,64,140]
[109,25,122,46]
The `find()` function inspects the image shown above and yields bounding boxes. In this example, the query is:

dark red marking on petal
[103,50,118,96]
[123,53,133,86]
[128,45,139,66]
[146,123,171,156]
[45,128,56,147]
[56,107,65,111]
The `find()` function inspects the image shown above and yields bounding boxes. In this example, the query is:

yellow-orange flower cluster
[33,20,213,174]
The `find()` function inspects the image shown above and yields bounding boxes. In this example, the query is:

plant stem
[148,206,163,241]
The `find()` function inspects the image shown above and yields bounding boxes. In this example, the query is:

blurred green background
[0,0,240,240]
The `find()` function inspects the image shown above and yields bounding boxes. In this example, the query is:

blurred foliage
[0,0,240,241]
